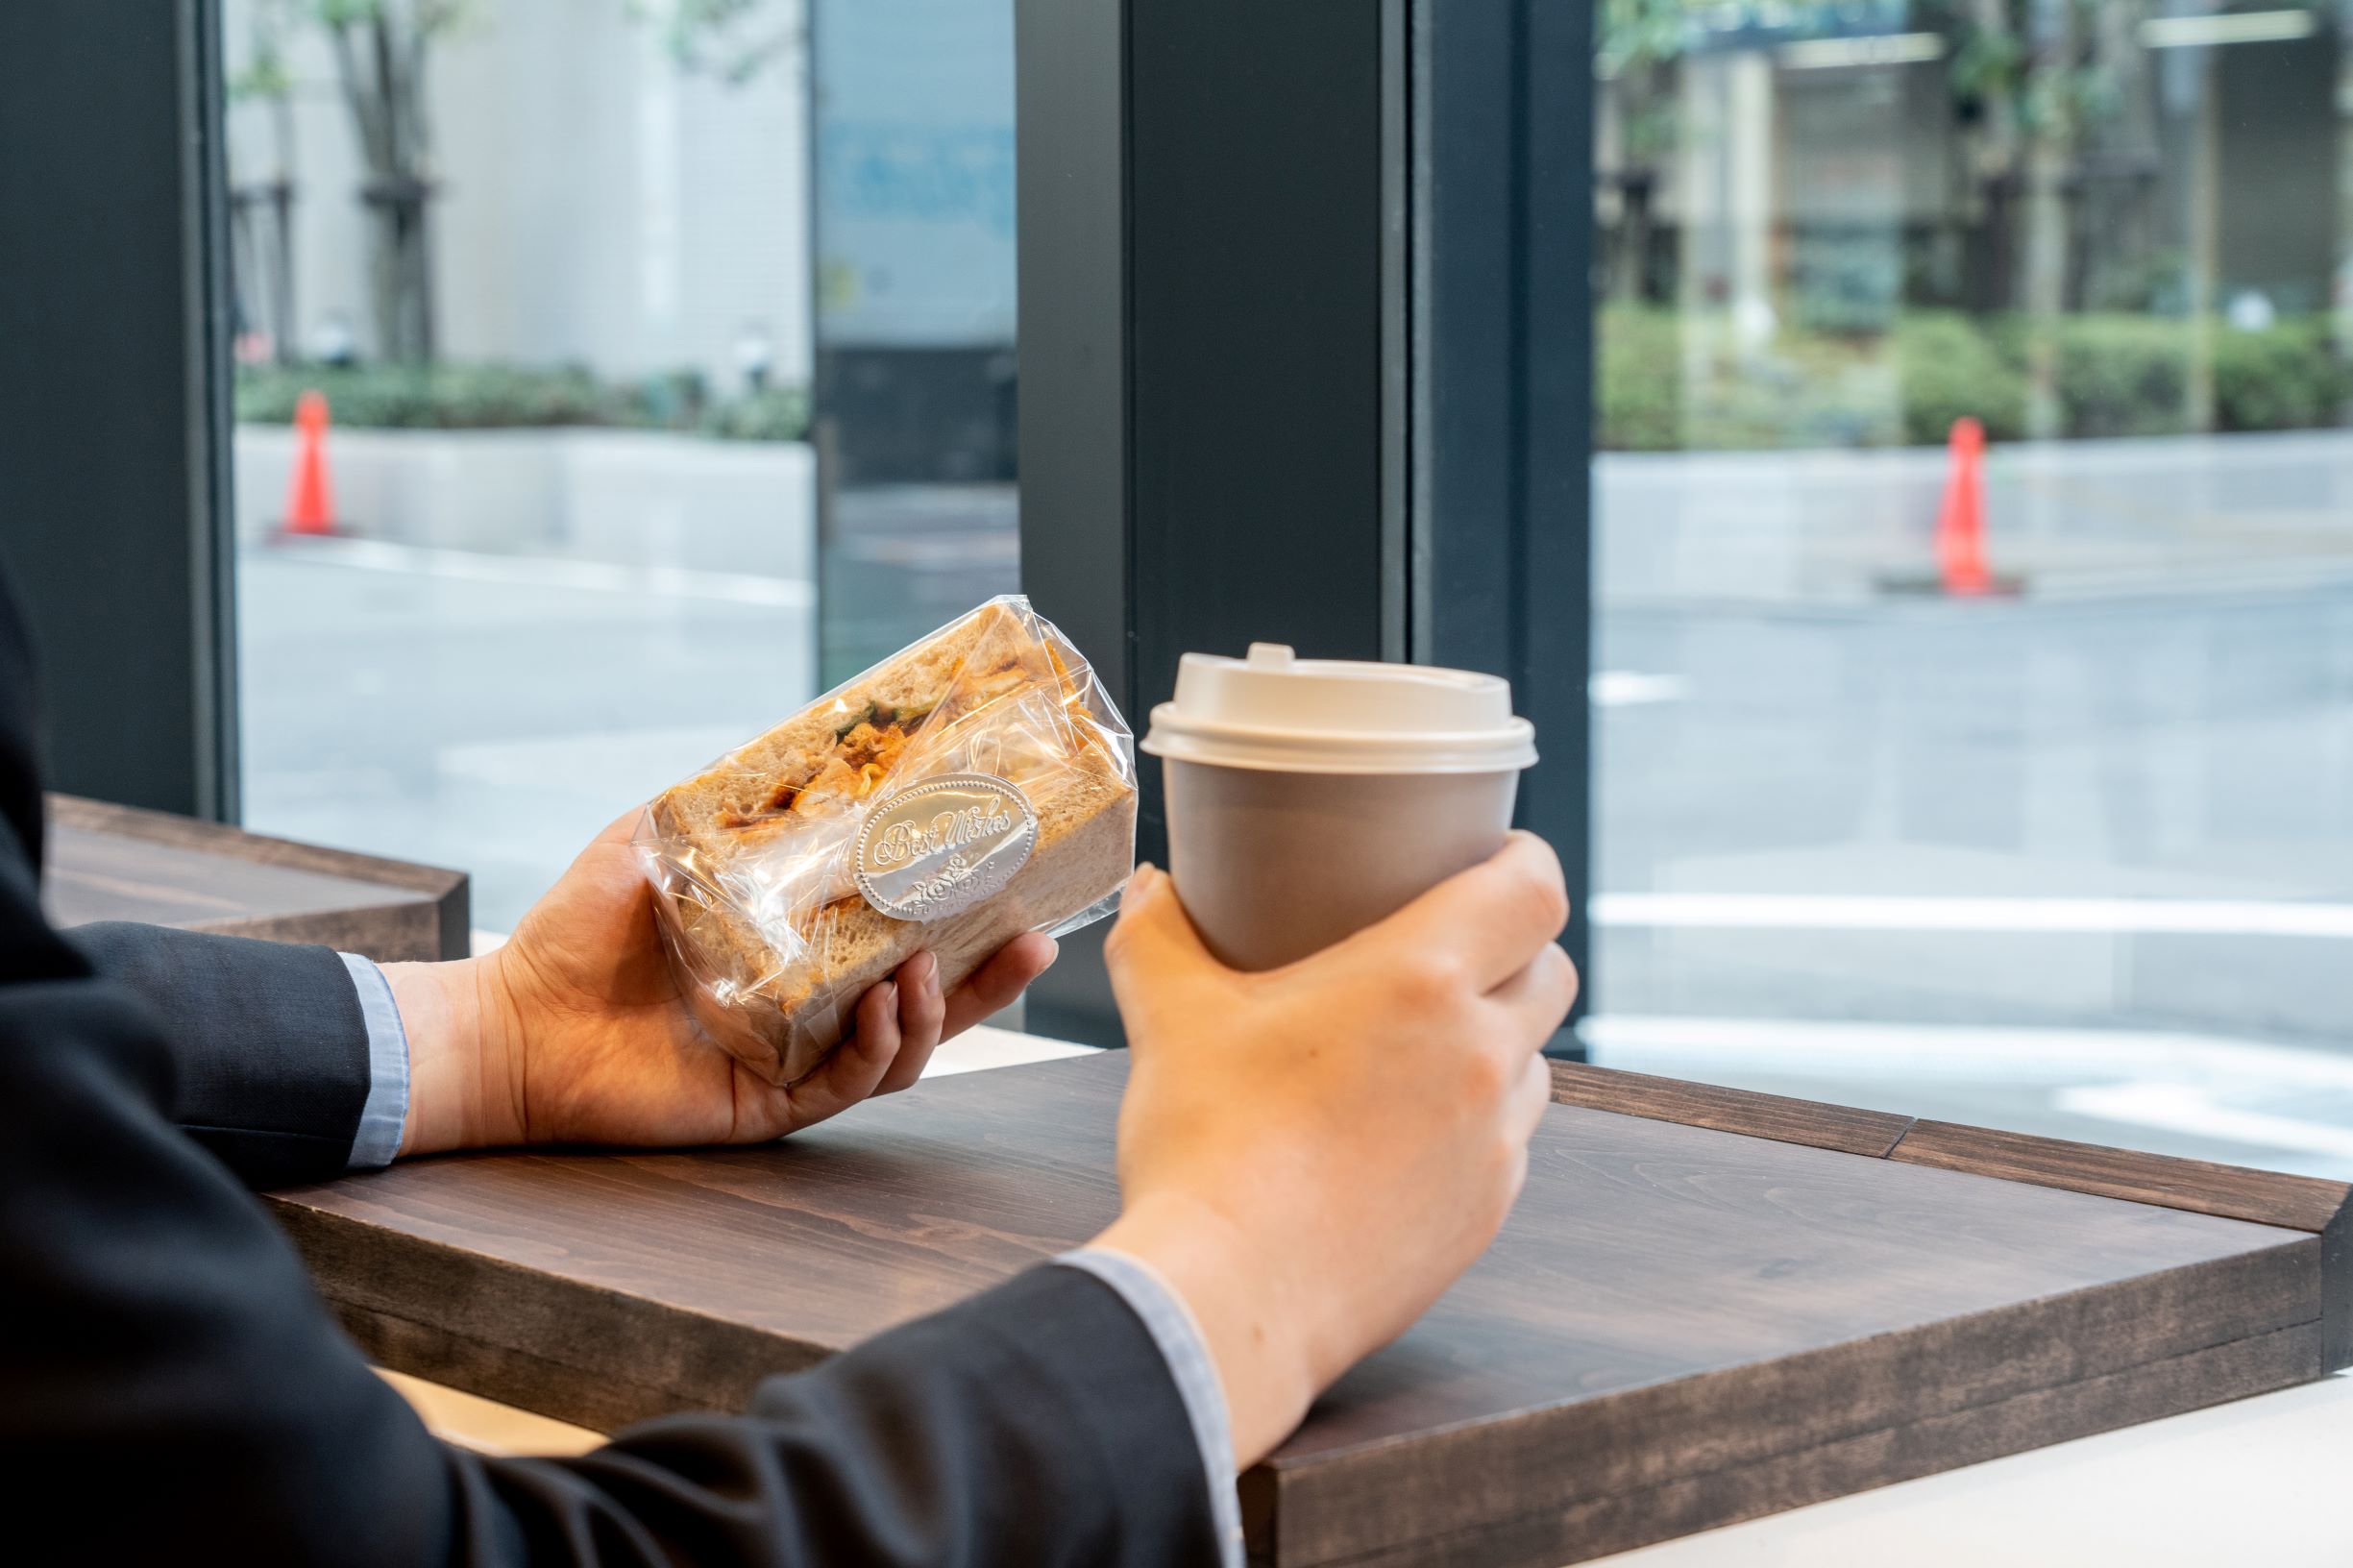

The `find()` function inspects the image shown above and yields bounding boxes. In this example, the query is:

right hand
[1091,832,1577,1466]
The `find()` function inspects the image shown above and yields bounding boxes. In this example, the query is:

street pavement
[236,431,2353,1174]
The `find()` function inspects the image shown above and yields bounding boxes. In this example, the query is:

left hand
[383,809,1059,1156]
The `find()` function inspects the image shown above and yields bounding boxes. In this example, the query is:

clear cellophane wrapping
[634,596,1138,1086]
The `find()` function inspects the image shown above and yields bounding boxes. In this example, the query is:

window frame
[0,0,239,821]
[1016,0,1596,1046]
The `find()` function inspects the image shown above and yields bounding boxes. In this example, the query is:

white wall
[221,0,812,389]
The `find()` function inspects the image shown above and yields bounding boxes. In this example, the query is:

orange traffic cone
[1934,416,1990,597]
[281,390,337,537]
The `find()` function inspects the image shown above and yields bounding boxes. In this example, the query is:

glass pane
[1589,2,2353,1176]
[811,0,1018,686]
[220,0,1017,935]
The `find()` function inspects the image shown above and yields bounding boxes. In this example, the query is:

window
[219,0,1017,933]
[1585,2,2353,1176]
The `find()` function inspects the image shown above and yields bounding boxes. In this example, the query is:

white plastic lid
[1140,643,1538,774]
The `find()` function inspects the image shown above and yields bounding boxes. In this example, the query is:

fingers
[874,952,947,1095]
[790,931,1062,1123]
[1336,832,1568,993]
[1483,943,1580,1046]
[940,933,1058,1041]
[783,976,904,1126]
[1505,1052,1553,1147]
[1102,866,1222,1015]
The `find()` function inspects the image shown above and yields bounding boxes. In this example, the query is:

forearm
[1091,1195,1319,1469]
[381,955,524,1157]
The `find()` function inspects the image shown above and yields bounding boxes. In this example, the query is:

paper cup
[1141,644,1538,970]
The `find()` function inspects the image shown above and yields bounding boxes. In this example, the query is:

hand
[383,809,1059,1156]
[1090,833,1575,1466]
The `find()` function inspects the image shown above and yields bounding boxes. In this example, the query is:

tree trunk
[2336,0,2353,417]
[2017,1,2074,439]
[1960,0,2023,316]
[331,11,437,363]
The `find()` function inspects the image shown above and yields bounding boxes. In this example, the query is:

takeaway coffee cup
[1140,643,1538,970]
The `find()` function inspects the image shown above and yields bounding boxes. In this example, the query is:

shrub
[234,361,811,443]
[1554,306,2341,453]
[2051,315,2193,439]
[701,385,813,443]
[1596,306,1683,452]
[2212,319,2349,433]
[1896,311,2027,446]
[234,362,614,430]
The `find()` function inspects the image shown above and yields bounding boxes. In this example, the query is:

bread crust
[640,600,1136,1084]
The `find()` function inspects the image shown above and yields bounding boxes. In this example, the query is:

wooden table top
[44,794,468,961]
[271,1051,2351,1568]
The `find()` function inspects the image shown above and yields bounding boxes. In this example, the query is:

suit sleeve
[67,920,373,1186]
[0,589,1223,1567]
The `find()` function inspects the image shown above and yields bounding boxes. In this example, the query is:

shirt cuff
[337,952,410,1170]
[1056,1246,1243,1568]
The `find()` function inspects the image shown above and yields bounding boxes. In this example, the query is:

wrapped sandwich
[636,597,1138,1085]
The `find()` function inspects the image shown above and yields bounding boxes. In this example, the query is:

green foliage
[234,361,810,442]
[2048,315,2191,438]
[633,0,797,84]
[1597,307,2350,453]
[1595,306,1683,452]
[2212,320,2351,435]
[700,385,813,443]
[1895,312,2028,445]
[236,362,607,429]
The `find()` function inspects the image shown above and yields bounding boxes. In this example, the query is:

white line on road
[2056,1082,2353,1163]
[257,536,817,609]
[1577,1014,2353,1089]
[1589,892,2353,941]
[1579,1014,2353,1162]
[1589,671,1691,707]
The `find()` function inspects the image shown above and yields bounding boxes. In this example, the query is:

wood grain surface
[1549,1059,1913,1156]
[43,794,468,960]
[271,1051,2336,1568]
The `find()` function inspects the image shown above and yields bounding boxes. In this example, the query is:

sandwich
[638,598,1138,1085]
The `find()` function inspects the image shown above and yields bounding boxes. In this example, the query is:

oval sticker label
[854,772,1038,921]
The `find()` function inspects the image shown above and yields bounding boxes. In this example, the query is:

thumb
[1103,865,1221,1007]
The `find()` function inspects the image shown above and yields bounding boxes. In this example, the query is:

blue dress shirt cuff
[1056,1246,1243,1568]
[337,952,409,1170]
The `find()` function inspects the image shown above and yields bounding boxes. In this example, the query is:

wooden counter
[267,1050,2351,1567]
[43,794,468,961]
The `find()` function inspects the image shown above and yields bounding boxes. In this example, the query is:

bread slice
[641,600,1136,1085]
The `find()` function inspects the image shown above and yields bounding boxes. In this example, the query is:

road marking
[259,536,816,609]
[1577,1014,2353,1088]
[1589,671,1690,707]
[2057,1082,2353,1163]
[1580,1015,2353,1164]
[1589,892,2353,941]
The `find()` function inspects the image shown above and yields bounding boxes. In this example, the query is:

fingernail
[1039,937,1061,969]
[914,950,939,990]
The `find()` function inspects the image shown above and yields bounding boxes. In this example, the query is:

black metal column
[1414,0,1596,1040]
[0,0,239,821]
[1016,0,1592,1045]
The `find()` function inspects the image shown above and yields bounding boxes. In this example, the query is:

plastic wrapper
[635,596,1139,1086]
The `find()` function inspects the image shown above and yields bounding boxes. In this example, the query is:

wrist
[382,955,526,1155]
[1092,1192,1320,1468]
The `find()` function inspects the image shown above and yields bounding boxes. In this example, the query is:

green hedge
[234,361,811,442]
[2051,315,2192,439]
[2214,318,2349,434]
[1597,307,2349,452]
[1894,312,2028,446]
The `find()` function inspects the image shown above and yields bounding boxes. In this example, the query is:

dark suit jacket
[0,584,1219,1565]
